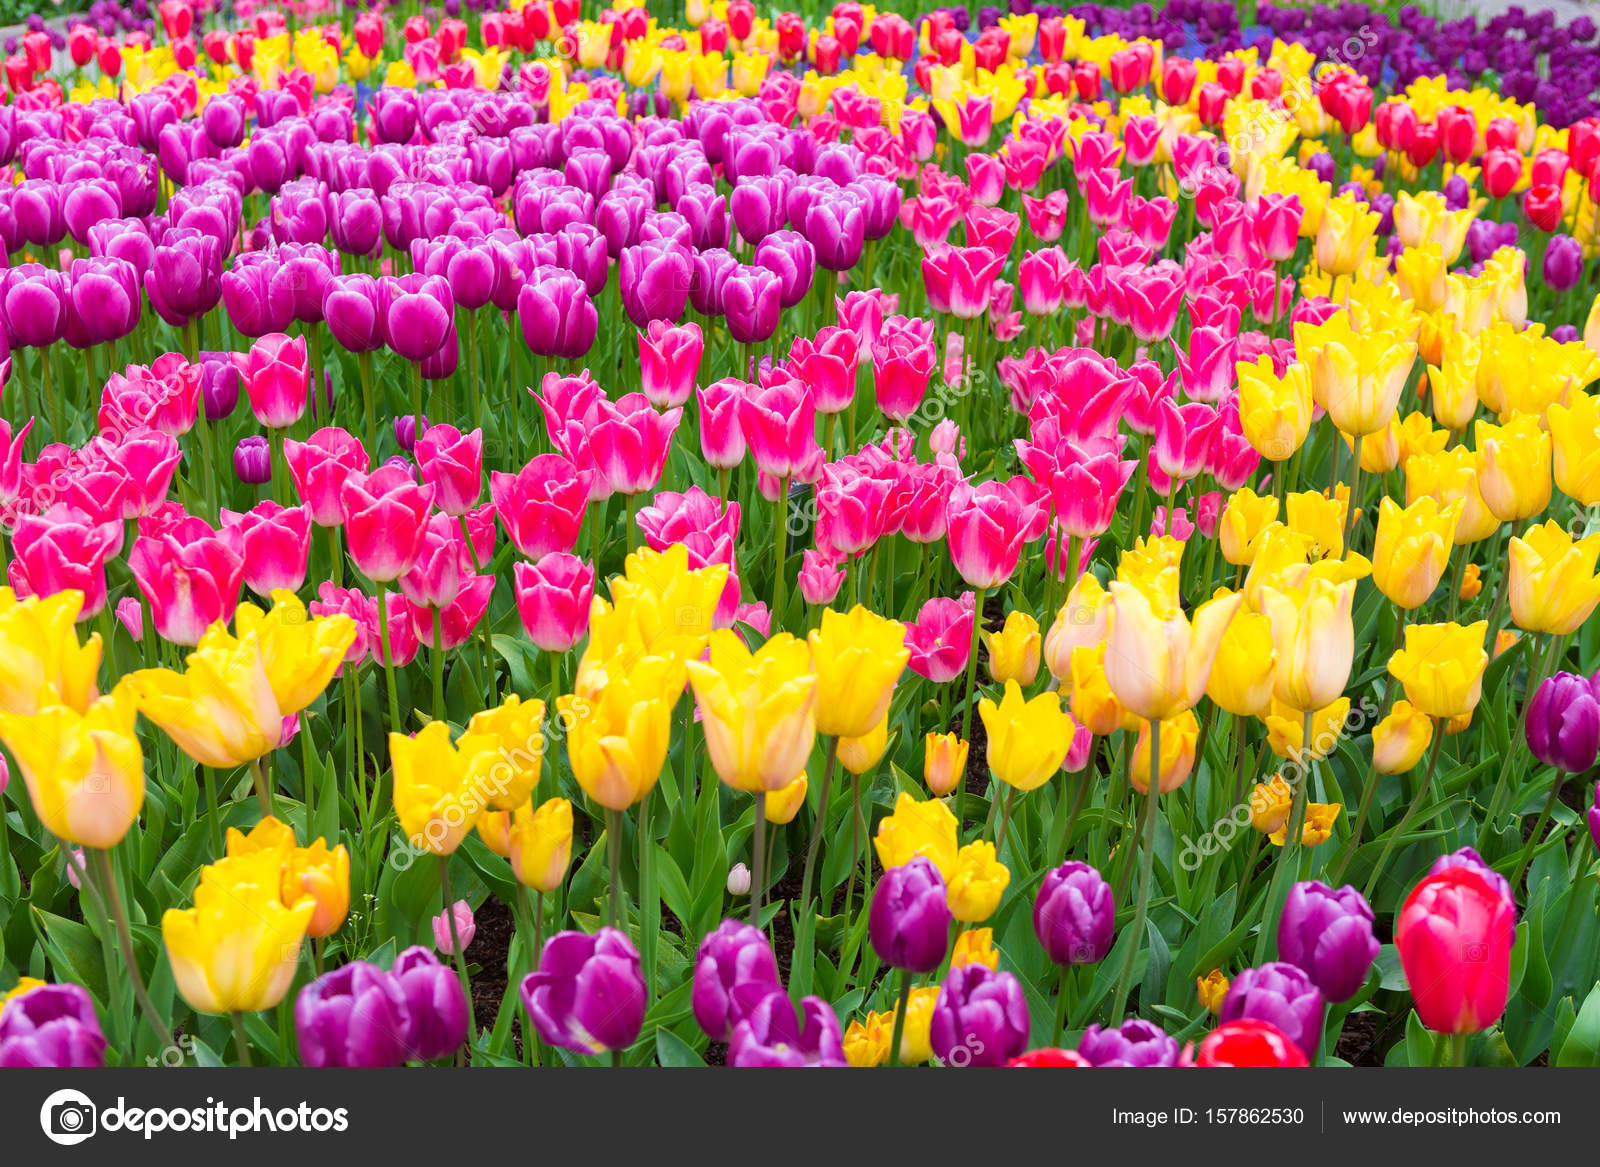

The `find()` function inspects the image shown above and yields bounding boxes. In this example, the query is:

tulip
[924,732,969,798]
[696,378,748,470]
[808,605,910,739]
[339,465,436,583]
[946,841,1009,924]
[692,919,782,1043]
[1075,1019,1182,1067]
[379,273,454,363]
[728,989,847,1067]
[391,947,470,1061]
[0,983,107,1068]
[295,962,412,1068]
[518,271,597,360]
[930,965,1029,1067]
[873,792,959,878]
[1258,578,1356,713]
[1219,962,1324,1060]
[1104,578,1243,722]
[1524,672,1600,774]
[869,855,951,973]
[1373,700,1434,773]
[1387,621,1488,720]
[222,502,312,599]
[0,590,102,716]
[432,900,476,957]
[521,927,646,1056]
[1277,882,1379,1003]
[686,630,817,793]
[1295,315,1415,438]
[512,555,593,653]
[946,480,1037,590]
[638,320,704,409]
[390,721,494,856]
[1508,522,1600,635]
[979,681,1075,792]
[1196,1019,1309,1067]
[1130,710,1200,794]
[492,454,590,559]
[1034,861,1114,966]
[234,437,272,485]
[1476,416,1552,522]
[126,631,283,770]
[905,593,976,683]
[1372,496,1459,609]
[559,652,677,812]
[1205,610,1276,718]
[982,609,1040,686]
[1396,865,1515,1035]
[415,425,483,518]
[286,428,371,527]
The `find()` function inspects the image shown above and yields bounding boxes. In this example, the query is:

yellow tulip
[283,839,350,939]
[1372,496,1460,609]
[1587,291,1600,354]
[559,650,677,812]
[1129,709,1199,794]
[1218,488,1281,565]
[1043,572,1109,683]
[1250,775,1294,833]
[1387,621,1488,719]
[510,797,573,893]
[979,680,1074,791]
[1426,357,1480,435]
[1397,411,1450,466]
[947,841,1010,923]
[1069,643,1135,736]
[949,928,1000,970]
[686,629,817,792]
[1405,447,1500,544]
[1264,696,1351,762]
[1314,192,1380,275]
[873,791,958,878]
[983,609,1041,686]
[390,721,497,856]
[1395,243,1449,312]
[1270,802,1341,847]
[1285,490,1346,560]
[764,775,809,824]
[225,815,294,859]
[1295,314,1416,437]
[808,605,909,738]
[1103,579,1243,721]
[162,851,314,1014]
[0,682,143,849]
[1509,522,1600,635]
[896,985,940,1065]
[0,589,101,716]
[1372,700,1434,773]
[1205,609,1276,718]
[844,1010,893,1067]
[924,732,969,797]
[837,714,889,776]
[1548,391,1600,506]
[1197,969,1229,1015]
[1257,577,1356,712]
[464,694,546,812]
[127,632,283,769]
[1236,355,1313,461]
[1475,415,1552,521]
[477,811,512,858]
[592,543,726,673]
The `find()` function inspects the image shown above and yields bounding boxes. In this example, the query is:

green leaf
[654,1026,706,1067]
[32,908,109,1005]
[1403,1009,1435,1068]
[1556,981,1600,1066]
[654,846,692,934]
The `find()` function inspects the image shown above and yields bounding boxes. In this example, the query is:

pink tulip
[945,479,1037,589]
[1062,719,1094,773]
[432,900,476,956]
[901,458,962,544]
[230,332,309,429]
[1023,189,1071,241]
[1081,167,1131,229]
[1253,193,1303,262]
[964,151,1004,204]
[491,453,591,559]
[1207,397,1263,491]
[588,393,681,496]
[0,418,33,509]
[286,427,371,527]
[7,506,119,618]
[1173,326,1239,404]
[1018,247,1070,316]
[1150,506,1195,541]
[415,423,483,516]
[817,462,890,558]
[537,369,606,446]
[738,373,818,480]
[963,205,1020,254]
[129,515,246,645]
[639,319,704,409]
[338,464,436,583]
[905,592,976,683]
[922,245,1005,320]
[1051,444,1137,538]
[696,378,748,470]
[221,500,313,598]
[1151,398,1221,487]
[115,597,144,642]
[399,512,466,609]
[1396,866,1515,1035]
[363,589,420,667]
[797,549,844,605]
[91,427,182,518]
[636,487,739,555]
[408,572,493,650]
[898,195,962,248]
[97,353,201,438]
[836,289,894,361]
[930,421,964,460]
[787,326,858,415]
[310,582,373,667]
[1195,490,1223,538]
[513,554,594,652]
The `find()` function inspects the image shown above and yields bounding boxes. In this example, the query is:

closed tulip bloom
[1524,672,1600,773]
[946,841,1010,923]
[808,605,910,738]
[222,501,312,598]
[1218,488,1281,565]
[163,851,316,1014]
[869,855,951,973]
[0,589,102,716]
[1295,316,1415,437]
[338,465,436,583]
[930,964,1030,1067]
[0,983,106,1068]
[295,962,411,1068]
[686,630,817,793]
[1372,496,1459,609]
[1548,392,1600,506]
[493,454,590,559]
[1206,609,1276,718]
[390,721,495,856]
[379,273,454,363]
[0,683,143,849]
[765,775,809,824]
[874,792,959,878]
[505,797,570,893]
[638,319,704,409]
[1130,709,1200,794]
[838,715,889,775]
[1475,416,1552,521]
[619,239,692,327]
[1314,193,1380,275]
[1075,1019,1183,1067]
[559,652,677,811]
[391,947,470,1061]
[979,681,1075,791]
[1278,881,1380,1003]
[513,555,594,653]
[983,609,1040,685]
[924,731,969,797]
[126,631,283,768]
[1405,448,1499,545]
[1250,776,1294,833]
[1258,577,1356,712]
[946,480,1037,589]
[1396,865,1515,1034]
[738,373,818,480]
[1387,621,1488,720]
[286,428,371,527]
[697,378,748,469]
[1509,521,1600,635]
[728,989,848,1067]
[1197,969,1231,1015]
[1068,643,1135,737]
[1196,1019,1309,1067]
[322,273,385,353]
[1373,700,1434,773]
[522,927,646,1055]
[518,271,597,361]
[432,901,476,957]
[1104,578,1243,721]
[463,696,546,813]
[692,919,782,1042]
[1034,861,1114,966]
[283,838,351,939]
[1219,962,1324,1060]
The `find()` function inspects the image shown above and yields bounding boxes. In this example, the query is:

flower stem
[1110,716,1162,1026]
[1363,729,1445,902]
[248,756,274,819]
[438,855,474,1053]
[1509,768,1563,893]
[375,579,403,734]
[92,847,177,1052]
[887,966,913,1068]
[956,585,988,836]
[231,1011,253,1067]
[799,737,839,914]
[605,808,623,931]
[749,791,766,926]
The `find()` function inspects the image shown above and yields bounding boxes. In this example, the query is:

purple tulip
[1543,234,1585,292]
[379,273,454,363]
[1034,860,1115,966]
[394,414,428,453]
[145,226,224,328]
[675,183,730,251]
[271,178,332,247]
[88,218,157,280]
[63,256,140,349]
[413,236,500,312]
[63,179,122,247]
[390,946,469,1062]
[322,273,385,354]
[276,243,341,325]
[197,351,241,421]
[1219,962,1325,1060]
[519,269,597,360]
[1075,1018,1182,1066]
[1587,783,1600,852]
[234,436,272,484]
[221,251,294,338]
[691,919,782,1042]
[0,983,106,1067]
[869,855,951,973]
[330,188,383,258]
[1,264,69,349]
[1277,881,1379,1003]
[13,178,65,247]
[930,964,1030,1067]
[731,173,791,245]
[618,238,692,327]
[727,988,847,1067]
[753,228,816,309]
[1525,671,1600,773]
[369,88,420,145]
[295,961,412,1068]
[520,927,646,1056]
[805,195,866,271]
[564,147,614,202]
[596,185,651,257]
[202,93,248,149]
[690,248,739,316]
[1430,846,1515,907]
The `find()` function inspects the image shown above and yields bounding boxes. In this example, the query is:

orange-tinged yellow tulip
[764,774,809,824]
[0,681,143,849]
[0,589,101,716]
[1425,332,1480,430]
[808,605,910,738]
[126,630,284,769]
[463,695,546,812]
[477,810,513,858]
[235,591,357,718]
[838,714,890,775]
[1068,641,1135,736]
[1395,243,1449,312]
[1197,969,1229,1015]
[1218,488,1280,566]
[1270,802,1341,847]
[162,851,315,1014]
[1397,411,1450,466]
[1475,415,1552,521]
[1205,609,1276,718]
[390,720,497,855]
[1508,522,1600,635]
[1405,447,1499,544]
[283,839,350,938]
[947,841,1010,922]
[560,651,677,811]
[685,630,817,792]
[924,732,969,797]
[896,985,941,1065]
[1387,621,1488,719]
[873,791,958,878]
[1129,708,1198,794]
[1372,496,1460,609]
[225,815,294,859]
[1258,577,1356,711]
[1295,314,1416,437]
[950,927,1000,970]
[1103,578,1243,721]
[1372,699,1434,773]
[1549,391,1600,506]
[509,797,573,892]
[1237,355,1313,461]
[979,680,1074,791]
[1250,775,1294,833]
[1043,572,1109,683]
[1264,696,1351,762]
[983,609,1040,686]
[844,1010,893,1067]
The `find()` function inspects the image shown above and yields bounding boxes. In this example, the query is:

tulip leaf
[1549,996,1578,1065]
[654,1026,705,1067]
[31,908,110,1007]
[654,845,693,936]
[1556,981,1600,1067]
[1403,1009,1435,1067]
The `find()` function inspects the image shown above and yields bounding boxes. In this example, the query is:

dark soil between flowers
[1335,1010,1384,1067]
[466,896,520,1059]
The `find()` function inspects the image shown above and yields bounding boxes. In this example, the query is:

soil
[1335,1010,1384,1067]
[465,894,521,1058]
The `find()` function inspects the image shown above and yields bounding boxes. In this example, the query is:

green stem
[231,1011,253,1067]
[93,847,177,1052]
[248,756,274,819]
[1110,716,1162,1025]
[438,855,474,1055]
[1509,769,1563,893]
[606,808,623,930]
[1363,730,1445,902]
[749,791,766,925]
[771,477,788,627]
[887,967,913,1068]
[375,580,402,734]
[799,737,839,913]
[956,585,988,836]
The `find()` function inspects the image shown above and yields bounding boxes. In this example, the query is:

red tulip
[1196,1020,1308,1067]
[1396,866,1515,1035]
[1524,183,1563,233]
